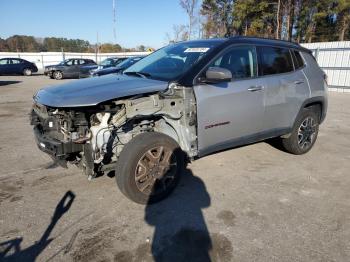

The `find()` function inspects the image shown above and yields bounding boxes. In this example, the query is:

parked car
[31,37,328,204]
[0,58,38,76]
[80,57,128,78]
[44,58,96,80]
[91,56,144,77]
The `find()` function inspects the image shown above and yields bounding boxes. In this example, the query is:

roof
[182,36,311,53]
[227,36,311,53]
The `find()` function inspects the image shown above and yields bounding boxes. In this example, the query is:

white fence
[302,41,350,88]
[0,51,150,71]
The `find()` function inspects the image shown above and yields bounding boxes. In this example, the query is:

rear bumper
[33,126,83,158]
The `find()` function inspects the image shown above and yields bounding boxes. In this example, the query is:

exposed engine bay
[31,85,197,178]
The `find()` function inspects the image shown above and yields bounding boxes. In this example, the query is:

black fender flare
[294,96,327,125]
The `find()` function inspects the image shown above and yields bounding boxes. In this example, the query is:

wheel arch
[296,96,327,124]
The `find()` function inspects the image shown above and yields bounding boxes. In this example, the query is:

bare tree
[180,0,199,40]
[165,24,188,43]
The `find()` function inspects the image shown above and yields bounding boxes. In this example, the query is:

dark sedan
[80,57,127,78]
[0,58,38,76]
[91,56,144,77]
[44,58,96,80]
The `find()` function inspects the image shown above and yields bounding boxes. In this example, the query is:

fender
[295,96,327,125]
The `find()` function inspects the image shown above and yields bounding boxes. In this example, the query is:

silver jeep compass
[31,37,328,204]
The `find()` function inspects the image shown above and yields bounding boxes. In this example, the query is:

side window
[292,50,305,69]
[258,46,294,75]
[10,59,20,64]
[0,59,8,65]
[79,59,86,65]
[209,46,257,79]
[66,59,74,66]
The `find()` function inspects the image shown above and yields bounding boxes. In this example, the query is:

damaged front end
[30,84,197,179]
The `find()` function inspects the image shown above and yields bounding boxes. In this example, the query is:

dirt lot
[0,75,349,262]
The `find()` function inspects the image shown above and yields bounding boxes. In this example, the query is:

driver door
[194,45,266,156]
[0,59,9,74]
[64,59,79,77]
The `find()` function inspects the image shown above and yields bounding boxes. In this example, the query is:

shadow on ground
[115,168,233,262]
[0,81,21,86]
[0,191,75,262]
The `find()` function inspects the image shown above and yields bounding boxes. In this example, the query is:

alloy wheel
[297,116,317,149]
[134,146,177,196]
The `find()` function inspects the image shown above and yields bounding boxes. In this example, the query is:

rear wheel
[281,108,319,154]
[53,71,63,80]
[23,68,32,76]
[116,132,184,204]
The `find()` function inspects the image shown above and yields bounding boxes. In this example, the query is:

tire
[116,132,184,204]
[23,68,32,76]
[53,71,63,80]
[281,108,319,155]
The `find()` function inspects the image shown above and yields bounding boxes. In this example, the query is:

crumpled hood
[34,74,168,108]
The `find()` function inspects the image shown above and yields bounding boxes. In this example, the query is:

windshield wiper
[124,71,151,78]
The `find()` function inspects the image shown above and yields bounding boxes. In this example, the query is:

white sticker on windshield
[184,47,210,53]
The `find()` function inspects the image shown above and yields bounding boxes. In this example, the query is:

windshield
[118,57,142,68]
[100,58,113,66]
[58,59,73,66]
[124,41,221,81]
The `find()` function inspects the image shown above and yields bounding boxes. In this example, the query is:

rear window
[292,50,305,69]
[258,46,294,75]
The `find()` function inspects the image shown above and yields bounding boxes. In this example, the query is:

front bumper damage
[33,125,83,158]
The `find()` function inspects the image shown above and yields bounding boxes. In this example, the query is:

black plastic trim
[33,126,83,158]
[296,96,327,124]
[198,127,291,158]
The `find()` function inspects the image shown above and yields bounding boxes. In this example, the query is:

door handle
[294,80,304,85]
[248,85,264,92]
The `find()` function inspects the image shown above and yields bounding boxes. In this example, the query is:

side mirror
[204,67,232,83]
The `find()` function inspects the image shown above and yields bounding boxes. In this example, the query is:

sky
[0,0,190,48]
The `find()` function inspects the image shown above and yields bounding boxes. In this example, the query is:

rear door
[77,59,88,77]
[257,46,308,131]
[194,45,266,156]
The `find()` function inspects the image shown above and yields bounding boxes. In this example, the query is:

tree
[99,43,122,52]
[137,45,146,51]
[0,38,9,51]
[42,37,91,52]
[293,0,337,43]
[201,0,235,38]
[180,0,199,40]
[335,0,350,41]
[165,24,189,43]
[6,35,40,52]
[232,0,277,38]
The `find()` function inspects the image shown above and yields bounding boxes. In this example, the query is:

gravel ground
[0,75,349,262]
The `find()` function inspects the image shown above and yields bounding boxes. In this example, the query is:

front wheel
[53,71,63,80]
[116,132,184,204]
[281,108,319,155]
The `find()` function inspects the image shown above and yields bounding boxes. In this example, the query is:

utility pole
[113,0,117,42]
[95,31,99,63]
